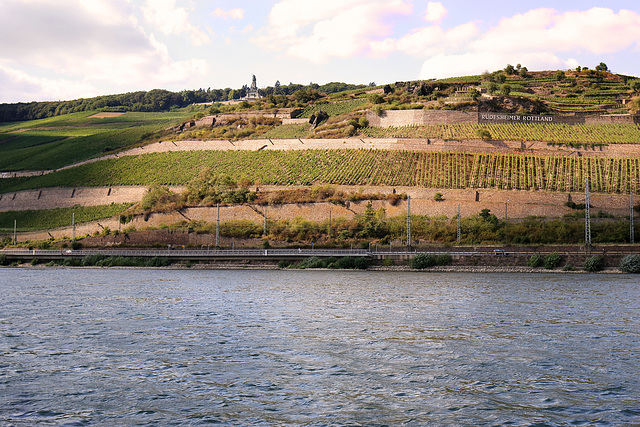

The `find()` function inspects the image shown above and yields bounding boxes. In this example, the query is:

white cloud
[255,2,640,80]
[424,2,447,23]
[254,0,412,63]
[0,0,210,101]
[0,64,98,102]
[212,8,245,20]
[141,0,210,46]
[414,7,640,79]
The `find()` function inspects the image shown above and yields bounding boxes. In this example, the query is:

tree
[500,84,512,96]
[595,62,609,72]
[554,71,566,81]
[519,67,529,78]
[504,64,515,75]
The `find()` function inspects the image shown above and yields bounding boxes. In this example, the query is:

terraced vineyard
[2,150,639,194]
[297,99,368,118]
[0,203,132,232]
[361,123,640,144]
[0,111,189,171]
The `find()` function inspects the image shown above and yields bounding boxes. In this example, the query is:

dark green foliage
[79,255,170,267]
[82,254,108,266]
[409,253,452,269]
[410,254,436,269]
[565,201,587,210]
[292,256,369,270]
[60,258,81,267]
[353,257,371,270]
[146,257,171,267]
[619,254,640,273]
[435,253,452,266]
[0,253,8,265]
[527,254,542,267]
[583,255,605,272]
[544,251,563,269]
[332,257,357,269]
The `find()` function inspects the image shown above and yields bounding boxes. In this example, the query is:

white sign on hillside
[479,113,555,123]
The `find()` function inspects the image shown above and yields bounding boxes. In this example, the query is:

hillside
[1,67,640,247]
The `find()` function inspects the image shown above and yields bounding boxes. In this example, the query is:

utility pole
[406,196,411,249]
[13,219,17,245]
[328,206,332,238]
[216,203,220,246]
[263,206,267,236]
[72,212,75,242]
[457,204,461,243]
[585,178,591,250]
[631,189,635,244]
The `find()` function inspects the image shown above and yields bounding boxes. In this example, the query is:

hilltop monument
[243,74,261,101]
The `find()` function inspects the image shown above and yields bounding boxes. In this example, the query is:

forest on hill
[0,82,367,123]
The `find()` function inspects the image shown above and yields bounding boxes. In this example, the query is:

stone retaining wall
[11,189,634,243]
[366,109,640,128]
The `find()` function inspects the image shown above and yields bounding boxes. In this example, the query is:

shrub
[82,254,108,266]
[435,253,452,266]
[434,192,444,202]
[562,263,575,271]
[619,254,640,273]
[410,253,436,269]
[146,257,171,267]
[583,255,605,272]
[527,254,542,267]
[278,260,291,269]
[302,256,326,269]
[333,257,356,269]
[37,240,51,250]
[544,252,563,269]
[0,253,8,266]
[353,257,371,270]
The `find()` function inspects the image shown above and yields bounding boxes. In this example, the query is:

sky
[1,0,639,103]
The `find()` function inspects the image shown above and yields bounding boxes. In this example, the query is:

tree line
[0,81,368,123]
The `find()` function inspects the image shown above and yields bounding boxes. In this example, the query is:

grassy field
[0,203,132,232]
[0,111,189,171]
[1,150,639,194]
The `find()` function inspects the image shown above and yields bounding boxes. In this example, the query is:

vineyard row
[360,123,640,144]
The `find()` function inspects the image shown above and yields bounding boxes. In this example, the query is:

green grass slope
[0,111,189,171]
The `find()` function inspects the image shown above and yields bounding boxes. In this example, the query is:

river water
[0,268,638,426]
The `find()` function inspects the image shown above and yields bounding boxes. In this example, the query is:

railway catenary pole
[406,195,411,249]
[457,204,461,243]
[631,190,635,244]
[216,203,220,246]
[585,178,591,250]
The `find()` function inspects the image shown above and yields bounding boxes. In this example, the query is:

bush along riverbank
[2,252,640,273]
